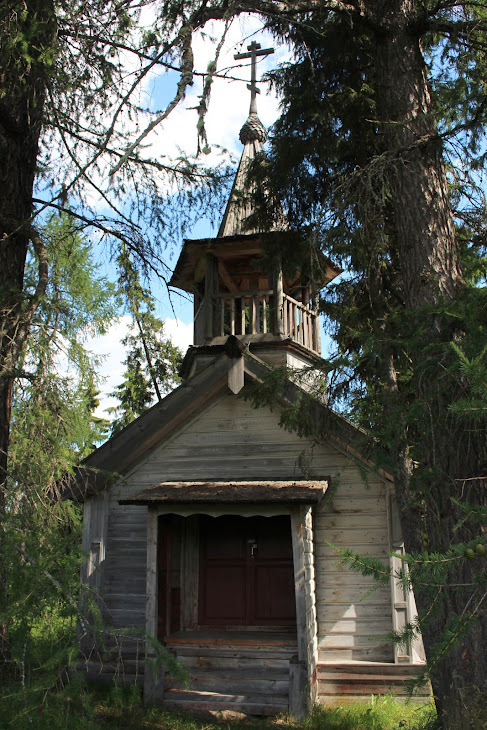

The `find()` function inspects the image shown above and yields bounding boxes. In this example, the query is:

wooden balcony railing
[194,288,320,353]
[215,290,273,337]
[203,291,319,352]
[282,293,318,352]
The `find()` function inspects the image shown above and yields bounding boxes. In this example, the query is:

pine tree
[108,245,182,433]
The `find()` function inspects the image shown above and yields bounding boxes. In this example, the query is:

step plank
[164,698,288,716]
[317,682,425,696]
[165,688,288,711]
[176,655,292,671]
[167,677,289,695]
[174,666,289,681]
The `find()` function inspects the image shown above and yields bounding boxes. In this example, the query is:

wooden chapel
[77,41,428,715]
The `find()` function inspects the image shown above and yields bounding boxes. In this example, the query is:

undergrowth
[0,679,437,730]
[305,697,436,730]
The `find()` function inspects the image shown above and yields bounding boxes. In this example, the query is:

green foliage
[108,246,182,433]
[29,213,117,341]
[0,675,99,730]
[448,342,487,420]
[11,213,116,485]
[0,214,119,721]
[305,697,435,730]
[0,498,86,726]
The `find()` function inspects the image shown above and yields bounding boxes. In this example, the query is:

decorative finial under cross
[234,41,274,116]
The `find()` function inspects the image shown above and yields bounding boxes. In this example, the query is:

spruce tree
[3,214,115,698]
[249,4,487,725]
[108,245,182,433]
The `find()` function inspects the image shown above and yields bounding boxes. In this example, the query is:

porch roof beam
[119,480,328,506]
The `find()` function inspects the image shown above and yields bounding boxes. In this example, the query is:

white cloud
[88,316,131,416]
[141,16,288,167]
[163,318,193,353]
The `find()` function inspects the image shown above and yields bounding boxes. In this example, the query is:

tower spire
[217,40,275,237]
[234,41,274,144]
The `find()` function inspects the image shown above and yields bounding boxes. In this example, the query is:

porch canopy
[119,480,328,506]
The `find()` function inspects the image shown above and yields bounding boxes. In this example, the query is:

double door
[198,515,296,627]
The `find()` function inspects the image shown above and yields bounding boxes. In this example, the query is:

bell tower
[170,41,340,376]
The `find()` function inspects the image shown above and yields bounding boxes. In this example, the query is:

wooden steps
[164,690,289,716]
[317,662,430,703]
[163,632,297,715]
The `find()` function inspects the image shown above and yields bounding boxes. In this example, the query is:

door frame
[144,503,317,715]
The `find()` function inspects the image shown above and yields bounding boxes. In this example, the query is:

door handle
[251,543,257,558]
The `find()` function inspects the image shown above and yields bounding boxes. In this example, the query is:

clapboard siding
[319,619,391,635]
[324,495,386,512]
[316,543,389,560]
[100,493,147,629]
[314,463,393,663]
[82,390,395,679]
[319,603,392,620]
[131,395,361,482]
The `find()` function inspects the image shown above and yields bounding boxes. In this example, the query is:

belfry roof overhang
[169,233,341,294]
[119,480,328,505]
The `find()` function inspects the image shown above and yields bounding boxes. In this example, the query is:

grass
[92,689,437,730]
[0,680,436,730]
[304,698,436,730]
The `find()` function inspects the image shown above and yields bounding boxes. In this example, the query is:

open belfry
[77,41,428,715]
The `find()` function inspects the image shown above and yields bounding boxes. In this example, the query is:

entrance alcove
[157,513,296,638]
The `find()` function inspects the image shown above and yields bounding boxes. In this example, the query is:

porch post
[271,264,284,336]
[312,290,321,353]
[290,504,318,717]
[204,253,219,342]
[144,508,164,704]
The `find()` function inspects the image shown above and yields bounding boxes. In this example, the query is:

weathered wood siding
[82,391,393,674]
[103,496,147,630]
[313,471,393,662]
[80,491,109,593]
[79,491,109,658]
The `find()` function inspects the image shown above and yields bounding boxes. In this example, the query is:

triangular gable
[70,344,392,500]
[70,353,232,499]
[243,353,393,483]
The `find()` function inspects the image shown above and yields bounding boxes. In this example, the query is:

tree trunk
[369,1,487,725]
[372,0,463,308]
[0,0,55,668]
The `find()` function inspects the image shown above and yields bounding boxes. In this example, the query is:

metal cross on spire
[234,41,274,116]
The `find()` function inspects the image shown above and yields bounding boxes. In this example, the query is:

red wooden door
[198,515,296,627]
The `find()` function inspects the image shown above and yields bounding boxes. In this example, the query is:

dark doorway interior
[198,515,296,628]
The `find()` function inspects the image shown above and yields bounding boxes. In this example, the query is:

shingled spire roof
[218,42,274,238]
